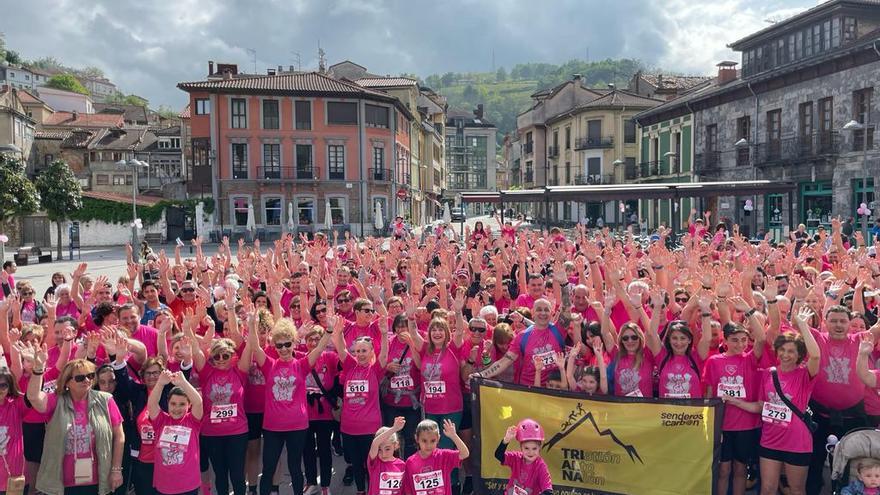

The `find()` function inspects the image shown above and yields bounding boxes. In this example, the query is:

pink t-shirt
[0,395,28,490]
[305,352,339,421]
[503,450,553,495]
[135,406,157,462]
[382,337,420,409]
[243,353,267,414]
[344,321,382,353]
[703,352,760,431]
[655,349,705,399]
[22,368,60,423]
[151,412,202,494]
[404,449,460,495]
[509,326,566,387]
[419,344,464,415]
[866,351,880,415]
[56,300,81,319]
[759,366,815,453]
[514,294,537,310]
[260,355,312,431]
[609,347,654,398]
[368,456,406,495]
[340,355,384,435]
[43,393,123,487]
[810,329,866,412]
[197,364,248,436]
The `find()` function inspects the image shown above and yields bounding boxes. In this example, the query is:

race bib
[390,375,414,390]
[158,425,192,450]
[347,380,369,395]
[511,485,528,495]
[717,383,746,399]
[306,386,322,394]
[625,389,643,398]
[761,402,792,425]
[42,380,57,394]
[139,425,155,443]
[535,351,556,368]
[413,470,444,495]
[210,403,238,423]
[378,471,403,494]
[424,381,446,397]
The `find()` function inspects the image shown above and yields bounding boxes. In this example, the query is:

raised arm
[645,290,664,356]
[171,371,203,420]
[442,418,470,460]
[147,370,171,419]
[794,307,821,377]
[26,344,50,413]
[857,333,878,388]
[307,326,332,368]
[369,416,405,460]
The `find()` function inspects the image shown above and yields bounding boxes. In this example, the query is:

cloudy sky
[2,0,814,109]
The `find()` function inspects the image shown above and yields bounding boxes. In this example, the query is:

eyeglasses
[143,370,162,378]
[275,342,293,349]
[336,298,351,304]
[72,372,97,383]
[0,383,9,390]
[212,353,232,361]
[620,335,639,342]
[470,326,487,333]
[359,308,375,314]
[315,307,328,314]
[181,288,195,293]
[486,285,495,290]
[674,297,689,303]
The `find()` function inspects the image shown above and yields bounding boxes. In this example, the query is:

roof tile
[82,190,162,206]
[43,112,125,128]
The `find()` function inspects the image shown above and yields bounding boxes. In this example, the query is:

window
[804,28,813,57]
[233,197,249,226]
[819,97,833,132]
[767,194,784,226]
[365,104,389,128]
[373,147,384,170]
[776,38,787,66]
[297,198,315,225]
[295,101,312,130]
[158,139,170,149]
[264,198,282,226]
[295,144,313,179]
[112,175,126,185]
[262,144,280,179]
[799,102,813,138]
[823,20,832,51]
[262,100,279,129]
[232,143,248,179]
[587,157,601,176]
[552,130,559,149]
[195,99,210,115]
[565,127,571,149]
[328,145,345,179]
[43,154,54,167]
[328,197,346,225]
[705,124,717,153]
[853,88,874,151]
[767,109,782,159]
[327,102,357,125]
[96,174,109,185]
[624,120,636,143]
[565,161,571,183]
[231,98,247,128]
[843,17,857,43]
[170,137,180,148]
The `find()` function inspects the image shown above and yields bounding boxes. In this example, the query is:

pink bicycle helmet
[515,419,545,443]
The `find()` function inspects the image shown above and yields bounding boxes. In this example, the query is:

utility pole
[290,51,301,71]
[246,48,257,74]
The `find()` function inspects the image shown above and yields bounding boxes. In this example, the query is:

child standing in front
[368,417,406,495]
[496,419,553,495]
[404,419,469,495]
[147,370,204,495]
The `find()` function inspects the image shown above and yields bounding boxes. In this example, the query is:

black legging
[381,403,421,459]
[261,429,308,495]
[303,420,333,488]
[130,458,155,495]
[202,433,248,495]
[341,433,373,492]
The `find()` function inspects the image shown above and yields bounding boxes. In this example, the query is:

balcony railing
[624,162,638,180]
[575,136,614,150]
[523,142,534,154]
[524,170,534,184]
[399,173,411,184]
[296,165,315,180]
[638,160,660,178]
[256,166,291,180]
[574,173,606,185]
[368,168,391,182]
[548,145,559,158]
[328,170,345,180]
[694,151,721,174]
[754,131,840,167]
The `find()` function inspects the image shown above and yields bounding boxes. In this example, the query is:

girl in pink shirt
[382,315,422,460]
[239,314,332,495]
[368,417,406,495]
[147,370,203,495]
[403,419,469,495]
[331,308,390,495]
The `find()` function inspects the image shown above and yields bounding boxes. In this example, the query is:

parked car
[450,207,466,221]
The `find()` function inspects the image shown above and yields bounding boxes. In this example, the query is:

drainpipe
[686,100,703,213]
[358,101,365,238]
[747,82,759,238]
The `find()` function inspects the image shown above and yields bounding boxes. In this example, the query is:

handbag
[770,367,818,433]
[310,369,341,422]
[2,454,25,495]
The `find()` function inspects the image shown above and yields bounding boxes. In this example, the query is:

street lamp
[842,119,871,239]
[116,158,150,247]
[734,138,756,238]
[611,159,625,228]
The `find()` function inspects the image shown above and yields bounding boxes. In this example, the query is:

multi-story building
[35,86,95,114]
[177,63,416,238]
[137,125,186,199]
[78,76,118,103]
[0,87,36,159]
[501,133,522,188]
[0,64,38,91]
[649,0,880,239]
[445,106,497,216]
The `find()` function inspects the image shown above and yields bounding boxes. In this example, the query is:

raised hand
[859,332,875,355]
[157,370,174,386]
[441,418,457,439]
[793,306,814,328]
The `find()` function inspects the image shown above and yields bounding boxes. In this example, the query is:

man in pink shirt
[0,261,15,301]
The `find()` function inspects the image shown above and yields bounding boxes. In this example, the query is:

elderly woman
[27,355,125,495]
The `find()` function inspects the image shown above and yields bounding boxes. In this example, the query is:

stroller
[829,427,880,494]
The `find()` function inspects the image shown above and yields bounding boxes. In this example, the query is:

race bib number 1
[158,425,192,450]
[424,381,446,397]
[210,403,238,423]
[761,402,792,425]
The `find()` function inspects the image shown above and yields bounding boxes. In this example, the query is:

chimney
[716,61,738,85]
[72,110,78,121]
[607,83,615,90]
[657,73,664,88]
[223,71,232,80]
[267,68,276,76]
[572,73,582,81]
[278,65,283,73]
[473,104,484,120]
[208,61,214,76]
[289,65,295,72]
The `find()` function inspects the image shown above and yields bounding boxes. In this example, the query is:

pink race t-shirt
[810,329,866,412]
[503,450,553,495]
[305,352,339,421]
[404,449,461,495]
[419,344,464,415]
[368,456,406,495]
[0,396,28,490]
[22,368,60,423]
[344,321,383,353]
[43,393,123,487]
[340,355,384,435]
[513,294,537,310]
[56,300,81,319]
[260,355,312,431]
[609,347,654,398]
[197,364,248,436]
[703,351,760,430]
[151,412,201,494]
[243,353,267,414]
[509,326,566,387]
[135,407,157,462]
[655,349,705,399]
[759,366,815,453]
[382,337,420,409]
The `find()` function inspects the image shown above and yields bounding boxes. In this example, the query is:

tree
[36,160,82,259]
[0,153,40,227]
[4,50,20,65]
[156,105,177,119]
[45,74,90,95]
[29,56,62,71]
[0,33,6,64]
[79,66,104,79]
[440,72,456,87]
[124,94,148,106]
[496,67,507,82]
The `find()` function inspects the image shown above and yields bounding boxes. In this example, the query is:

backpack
[519,324,566,357]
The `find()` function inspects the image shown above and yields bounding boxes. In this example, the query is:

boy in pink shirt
[495,419,553,495]
[148,370,203,495]
[404,419,469,495]
[368,417,406,495]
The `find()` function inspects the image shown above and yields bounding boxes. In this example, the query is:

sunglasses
[315,307,328,314]
[212,353,232,361]
[73,372,97,383]
[621,335,639,342]
[359,308,375,314]
[336,298,351,304]
[181,288,195,293]
[275,342,293,349]
[675,297,689,303]
[486,285,495,290]
[470,326,487,333]
[20,291,34,296]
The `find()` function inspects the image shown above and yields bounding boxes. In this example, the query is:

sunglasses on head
[72,372,97,383]
[212,353,232,361]
[275,341,293,349]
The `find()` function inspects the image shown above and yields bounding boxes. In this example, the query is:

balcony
[575,136,614,150]
[256,166,292,180]
[624,162,638,180]
[638,160,660,178]
[368,168,391,182]
[574,173,609,185]
[399,172,411,184]
[548,145,559,158]
[524,170,534,184]
[754,132,840,167]
[296,165,316,180]
[694,151,721,174]
[328,170,345,180]
[523,142,534,155]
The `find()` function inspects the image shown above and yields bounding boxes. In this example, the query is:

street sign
[68,222,81,260]
[396,188,408,200]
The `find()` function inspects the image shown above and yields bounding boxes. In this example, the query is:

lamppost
[115,158,150,248]
[663,151,681,234]
[734,138,756,238]
[612,159,624,228]
[842,119,872,239]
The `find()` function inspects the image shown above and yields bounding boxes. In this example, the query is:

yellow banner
[475,380,722,495]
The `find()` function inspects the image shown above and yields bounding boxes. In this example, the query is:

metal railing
[754,131,840,166]
[548,145,559,158]
[368,168,391,182]
[694,151,721,174]
[296,165,315,180]
[523,142,534,154]
[624,162,638,180]
[638,160,660,178]
[256,166,290,180]
[574,136,614,150]
[574,173,606,185]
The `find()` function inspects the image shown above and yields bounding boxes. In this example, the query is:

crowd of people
[1,210,880,495]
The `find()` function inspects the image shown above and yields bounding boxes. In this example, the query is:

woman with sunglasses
[240,312,332,495]
[28,354,125,495]
[0,367,27,495]
[646,291,713,399]
[380,314,421,459]
[343,299,383,352]
[331,313,390,495]
[300,323,339,495]
[186,312,248,495]
[16,284,45,326]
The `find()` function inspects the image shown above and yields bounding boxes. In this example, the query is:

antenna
[585,46,590,62]
[318,40,326,73]
[246,48,257,74]
[492,48,495,72]
[291,51,302,72]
